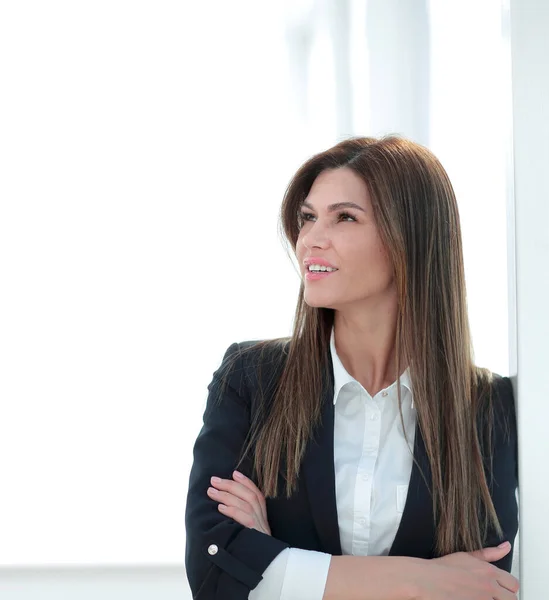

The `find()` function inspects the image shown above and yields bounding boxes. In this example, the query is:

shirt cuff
[280,547,332,600]
[249,547,290,600]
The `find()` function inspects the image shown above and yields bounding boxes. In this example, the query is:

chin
[303,294,337,310]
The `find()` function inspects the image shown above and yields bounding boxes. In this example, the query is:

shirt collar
[329,325,413,406]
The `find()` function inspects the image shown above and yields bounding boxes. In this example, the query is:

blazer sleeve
[487,375,519,574]
[185,342,290,600]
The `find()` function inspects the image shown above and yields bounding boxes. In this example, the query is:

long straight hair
[215,135,505,556]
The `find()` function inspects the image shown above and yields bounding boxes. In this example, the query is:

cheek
[295,243,303,265]
[349,239,393,280]
[377,242,393,267]
[368,228,391,264]
[342,236,381,264]
[296,236,308,261]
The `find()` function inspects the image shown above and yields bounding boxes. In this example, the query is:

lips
[303,257,338,269]
[305,268,337,280]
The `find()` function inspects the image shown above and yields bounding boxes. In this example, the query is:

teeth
[308,265,337,272]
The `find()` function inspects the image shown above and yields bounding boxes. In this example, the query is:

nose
[301,221,330,250]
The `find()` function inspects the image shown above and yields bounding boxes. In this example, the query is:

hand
[416,542,519,599]
[207,470,271,536]
[434,541,517,572]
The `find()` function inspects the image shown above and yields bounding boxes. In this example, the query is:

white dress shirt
[249,326,416,600]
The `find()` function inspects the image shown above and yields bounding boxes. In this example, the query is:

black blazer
[185,340,519,600]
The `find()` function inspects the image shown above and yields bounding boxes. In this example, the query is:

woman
[185,136,519,600]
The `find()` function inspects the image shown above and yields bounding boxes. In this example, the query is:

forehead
[303,167,370,209]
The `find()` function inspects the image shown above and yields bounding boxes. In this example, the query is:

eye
[297,211,313,224]
[298,210,357,225]
[336,211,357,222]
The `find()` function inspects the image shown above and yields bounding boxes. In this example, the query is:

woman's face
[296,167,395,310]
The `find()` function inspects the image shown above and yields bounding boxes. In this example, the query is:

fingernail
[233,471,244,480]
[211,476,221,484]
[498,541,510,548]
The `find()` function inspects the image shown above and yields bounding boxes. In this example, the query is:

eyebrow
[300,200,366,213]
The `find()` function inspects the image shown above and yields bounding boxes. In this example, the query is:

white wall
[0,0,301,566]
[508,0,549,597]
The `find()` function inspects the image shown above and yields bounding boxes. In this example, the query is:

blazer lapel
[388,418,435,558]
[301,346,435,559]
[301,354,342,556]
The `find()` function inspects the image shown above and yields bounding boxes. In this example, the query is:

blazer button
[208,544,218,555]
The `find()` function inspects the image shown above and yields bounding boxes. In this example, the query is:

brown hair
[213,135,506,556]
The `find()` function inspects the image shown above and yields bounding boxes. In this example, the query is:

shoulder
[489,373,516,420]
[212,337,291,400]
[477,371,517,445]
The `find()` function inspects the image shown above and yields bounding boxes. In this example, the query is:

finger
[210,476,270,534]
[494,582,520,600]
[495,572,520,594]
[211,477,257,505]
[233,471,267,506]
[469,542,511,562]
[220,502,270,535]
[231,472,270,530]
[217,504,256,529]
[207,487,252,513]
[210,478,267,531]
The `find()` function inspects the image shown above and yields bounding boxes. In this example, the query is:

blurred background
[1,0,547,598]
